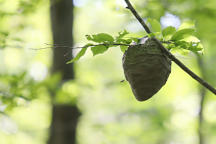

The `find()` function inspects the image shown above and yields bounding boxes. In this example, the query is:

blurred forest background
[0,0,216,144]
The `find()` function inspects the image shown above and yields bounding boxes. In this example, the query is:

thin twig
[124,0,216,95]
[30,43,131,50]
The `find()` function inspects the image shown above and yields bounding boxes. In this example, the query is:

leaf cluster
[68,19,203,63]
[0,72,40,112]
[67,30,138,64]
[147,18,203,53]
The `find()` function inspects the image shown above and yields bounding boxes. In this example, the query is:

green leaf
[171,28,195,41]
[120,45,128,53]
[91,45,108,56]
[116,30,133,44]
[169,40,203,53]
[133,38,139,43]
[188,42,203,52]
[117,33,140,44]
[175,41,188,49]
[148,33,155,38]
[86,33,114,43]
[66,44,91,64]
[162,26,176,37]
[116,30,129,41]
[147,18,162,33]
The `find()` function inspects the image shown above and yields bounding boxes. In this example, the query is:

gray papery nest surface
[123,37,171,101]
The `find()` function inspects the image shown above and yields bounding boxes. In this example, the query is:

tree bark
[50,0,74,80]
[48,105,81,144]
[48,0,80,144]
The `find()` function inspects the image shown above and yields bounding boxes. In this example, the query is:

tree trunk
[197,55,207,144]
[48,0,80,144]
[50,0,74,80]
[48,105,81,144]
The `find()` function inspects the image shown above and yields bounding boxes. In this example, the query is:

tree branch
[124,0,216,95]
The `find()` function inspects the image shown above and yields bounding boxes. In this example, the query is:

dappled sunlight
[4,48,23,72]
[29,62,48,81]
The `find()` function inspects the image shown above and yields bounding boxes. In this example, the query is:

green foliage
[86,33,114,43]
[18,0,42,14]
[115,30,129,42]
[0,72,40,111]
[67,30,139,63]
[91,45,108,56]
[116,30,133,52]
[147,18,162,33]
[0,31,9,48]
[171,28,195,41]
[66,44,90,64]
[147,19,203,54]
[120,45,128,52]
[68,20,203,63]
[163,26,203,53]
[162,26,176,38]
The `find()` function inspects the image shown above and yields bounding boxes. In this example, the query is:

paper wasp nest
[122,37,171,101]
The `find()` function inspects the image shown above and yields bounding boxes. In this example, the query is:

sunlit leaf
[116,29,129,41]
[120,45,128,53]
[168,40,203,54]
[147,18,162,33]
[171,28,195,41]
[148,33,155,38]
[91,45,108,56]
[86,33,114,43]
[117,33,139,44]
[116,30,137,44]
[162,26,176,37]
[67,44,92,64]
